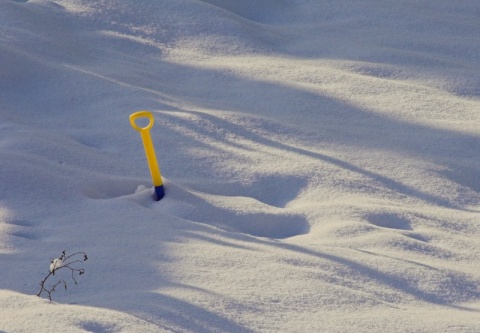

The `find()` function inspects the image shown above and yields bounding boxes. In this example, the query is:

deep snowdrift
[1,0,480,332]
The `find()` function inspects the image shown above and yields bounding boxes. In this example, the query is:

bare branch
[36,250,88,301]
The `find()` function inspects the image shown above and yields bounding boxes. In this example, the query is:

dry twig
[37,250,88,301]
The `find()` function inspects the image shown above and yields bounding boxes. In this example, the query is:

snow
[1,0,480,332]
[49,258,63,272]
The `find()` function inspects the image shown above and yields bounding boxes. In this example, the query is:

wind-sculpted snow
[1,0,480,332]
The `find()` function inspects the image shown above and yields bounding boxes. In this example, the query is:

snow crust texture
[1,0,480,332]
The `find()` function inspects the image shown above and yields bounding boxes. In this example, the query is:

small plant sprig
[37,250,88,301]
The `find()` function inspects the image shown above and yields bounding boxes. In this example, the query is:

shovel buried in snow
[129,110,165,201]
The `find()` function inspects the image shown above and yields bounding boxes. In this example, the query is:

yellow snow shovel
[129,111,165,201]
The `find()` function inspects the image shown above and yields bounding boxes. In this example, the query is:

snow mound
[0,290,161,333]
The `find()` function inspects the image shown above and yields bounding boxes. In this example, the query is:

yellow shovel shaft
[139,129,163,187]
[129,111,164,200]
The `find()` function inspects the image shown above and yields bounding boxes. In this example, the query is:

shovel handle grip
[129,111,155,132]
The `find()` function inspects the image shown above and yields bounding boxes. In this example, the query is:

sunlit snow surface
[1,0,480,332]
